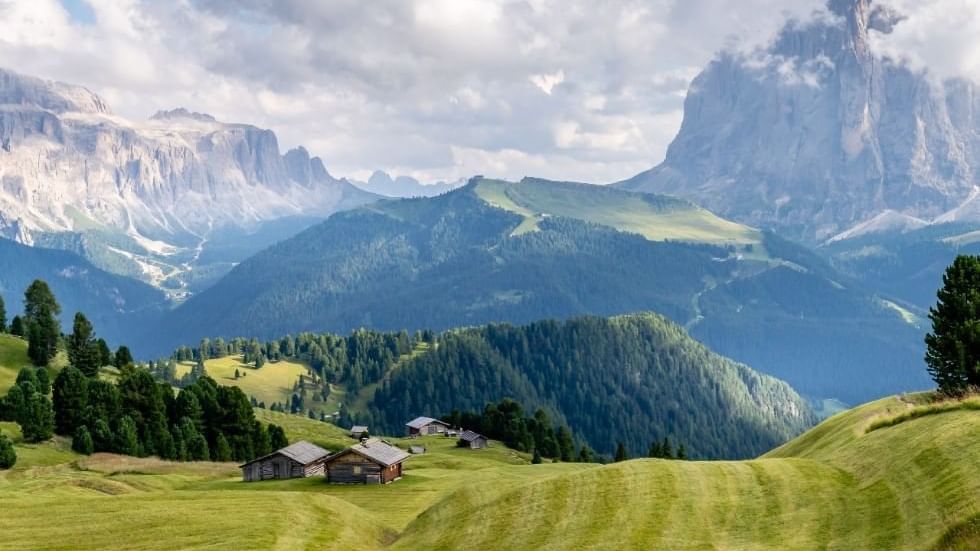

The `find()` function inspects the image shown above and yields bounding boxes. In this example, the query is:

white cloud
[871,0,980,83]
[0,0,902,185]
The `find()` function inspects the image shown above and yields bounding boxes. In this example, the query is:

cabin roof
[350,425,369,433]
[460,430,486,442]
[330,438,410,467]
[239,440,330,468]
[406,416,449,429]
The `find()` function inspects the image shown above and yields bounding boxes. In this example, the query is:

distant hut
[324,438,410,484]
[350,425,369,439]
[459,430,488,450]
[240,441,330,482]
[409,445,426,455]
[405,416,451,436]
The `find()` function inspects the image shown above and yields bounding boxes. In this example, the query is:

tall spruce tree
[114,346,134,368]
[72,425,94,455]
[96,339,112,368]
[925,255,980,395]
[68,313,100,377]
[21,392,55,442]
[0,294,6,333]
[614,441,629,462]
[53,367,89,435]
[24,280,61,367]
[9,315,24,337]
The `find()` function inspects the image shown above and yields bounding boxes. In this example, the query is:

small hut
[350,425,369,439]
[459,430,488,450]
[324,438,410,484]
[409,445,426,455]
[240,441,331,482]
[405,416,451,436]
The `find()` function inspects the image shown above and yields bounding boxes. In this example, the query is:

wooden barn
[405,416,451,436]
[350,425,369,439]
[325,438,410,484]
[459,430,488,449]
[240,441,331,482]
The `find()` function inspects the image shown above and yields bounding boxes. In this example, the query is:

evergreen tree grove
[925,255,980,395]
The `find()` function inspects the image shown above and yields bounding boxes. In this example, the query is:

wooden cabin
[459,430,488,449]
[324,438,410,484]
[240,441,331,482]
[405,416,451,436]
[350,425,369,439]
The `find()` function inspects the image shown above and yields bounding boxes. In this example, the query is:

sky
[0,0,974,184]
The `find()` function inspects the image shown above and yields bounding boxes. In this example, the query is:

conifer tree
[72,425,94,455]
[53,366,89,435]
[24,280,61,366]
[114,346,134,368]
[213,433,233,462]
[96,339,112,367]
[614,441,629,462]
[115,416,140,456]
[9,315,24,337]
[21,392,55,442]
[532,447,542,464]
[925,255,980,395]
[676,444,687,460]
[68,312,100,377]
[649,441,662,458]
[577,445,593,463]
[268,424,289,450]
[0,432,15,469]
[0,294,6,333]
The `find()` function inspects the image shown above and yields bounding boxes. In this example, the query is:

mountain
[150,177,928,404]
[0,237,166,346]
[618,0,980,243]
[0,68,378,296]
[367,313,816,459]
[351,170,465,198]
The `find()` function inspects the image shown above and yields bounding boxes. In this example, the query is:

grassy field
[0,333,67,394]
[1,393,978,549]
[177,355,313,409]
[473,178,763,247]
[2,325,978,549]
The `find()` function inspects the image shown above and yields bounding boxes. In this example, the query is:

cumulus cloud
[871,0,980,84]
[0,0,851,183]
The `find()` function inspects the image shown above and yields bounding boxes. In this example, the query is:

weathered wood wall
[242,454,326,482]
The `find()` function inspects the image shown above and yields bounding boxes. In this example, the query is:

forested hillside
[0,238,167,347]
[151,179,926,404]
[367,314,815,459]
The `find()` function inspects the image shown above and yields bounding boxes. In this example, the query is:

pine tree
[925,255,980,395]
[662,437,673,459]
[35,368,50,395]
[114,346,134,368]
[2,384,25,424]
[72,425,94,455]
[95,339,112,367]
[91,418,114,452]
[20,392,55,442]
[556,425,575,462]
[268,424,289,450]
[115,416,140,456]
[213,433,233,462]
[649,441,662,458]
[9,315,24,337]
[0,433,16,469]
[53,366,89,435]
[614,441,629,462]
[532,447,542,464]
[0,293,6,333]
[577,445,593,463]
[676,444,687,460]
[24,280,61,367]
[68,312,100,377]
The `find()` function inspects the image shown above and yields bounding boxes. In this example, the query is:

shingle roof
[345,438,410,467]
[240,440,330,467]
[406,416,449,429]
[350,425,369,433]
[460,430,485,442]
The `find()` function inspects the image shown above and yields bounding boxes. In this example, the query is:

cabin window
[353,466,362,475]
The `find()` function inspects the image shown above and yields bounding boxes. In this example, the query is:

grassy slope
[0,334,67,394]
[176,355,310,408]
[473,178,763,246]
[394,394,980,550]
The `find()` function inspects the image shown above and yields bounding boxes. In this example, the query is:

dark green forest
[365,314,816,459]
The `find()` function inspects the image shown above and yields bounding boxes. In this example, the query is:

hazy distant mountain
[150,178,927,404]
[619,0,980,243]
[0,68,377,296]
[351,170,465,198]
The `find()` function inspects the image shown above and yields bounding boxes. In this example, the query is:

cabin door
[273,462,281,479]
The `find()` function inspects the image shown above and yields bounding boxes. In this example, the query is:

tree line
[0,279,288,467]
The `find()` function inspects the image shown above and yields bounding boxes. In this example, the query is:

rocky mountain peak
[618,0,980,243]
[0,67,110,115]
[149,108,217,123]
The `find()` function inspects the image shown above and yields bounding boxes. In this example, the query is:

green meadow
[2,335,978,549]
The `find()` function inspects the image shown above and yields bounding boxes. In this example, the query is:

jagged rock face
[619,0,980,242]
[0,68,374,248]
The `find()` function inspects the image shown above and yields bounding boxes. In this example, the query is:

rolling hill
[1,388,977,550]
[149,177,927,404]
